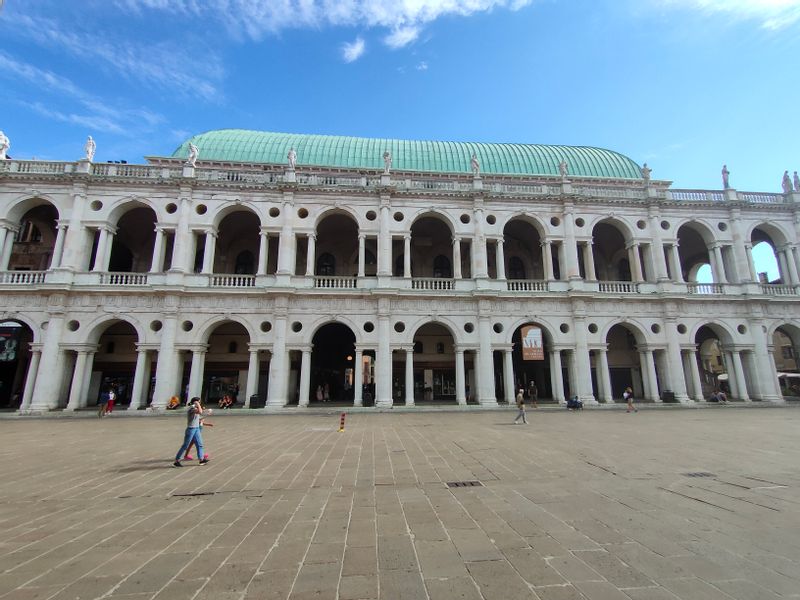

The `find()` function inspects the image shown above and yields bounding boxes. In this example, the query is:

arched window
[235,250,255,274]
[317,253,335,276]
[509,256,526,279]
[433,255,451,278]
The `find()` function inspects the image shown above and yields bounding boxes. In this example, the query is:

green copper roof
[171,129,643,179]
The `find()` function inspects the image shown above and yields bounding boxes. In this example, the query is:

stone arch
[312,210,361,277]
[747,221,792,247]
[313,206,362,231]
[408,209,457,235]
[588,215,636,242]
[601,319,649,346]
[408,318,460,345]
[197,315,256,344]
[106,196,160,224]
[674,218,718,246]
[505,317,557,346]
[690,321,736,346]
[77,314,146,346]
[502,215,546,280]
[591,218,637,281]
[211,202,263,229]
[3,193,63,223]
[0,312,42,343]
[500,212,548,239]
[306,316,361,345]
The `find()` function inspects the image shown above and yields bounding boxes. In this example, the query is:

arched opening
[773,325,800,398]
[605,324,647,400]
[0,320,35,408]
[408,323,456,403]
[503,219,543,280]
[313,213,360,277]
[107,206,157,273]
[695,327,727,399]
[91,321,141,408]
[509,323,553,401]
[408,216,453,278]
[309,323,356,404]
[433,255,451,278]
[677,223,715,283]
[7,204,59,271]
[751,225,787,284]
[592,222,632,281]
[214,211,260,274]
[201,322,251,405]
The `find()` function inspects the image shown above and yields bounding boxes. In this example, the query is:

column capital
[60,343,98,353]
[403,233,411,241]
[358,232,366,241]
[452,236,462,245]
[307,232,317,241]
[0,219,19,232]
[135,343,160,352]
[540,239,552,247]
[285,343,313,353]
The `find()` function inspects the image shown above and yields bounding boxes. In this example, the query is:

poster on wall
[521,325,544,361]
[0,327,20,362]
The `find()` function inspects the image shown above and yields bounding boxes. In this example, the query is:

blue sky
[1,0,799,196]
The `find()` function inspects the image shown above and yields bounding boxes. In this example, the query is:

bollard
[338,412,346,432]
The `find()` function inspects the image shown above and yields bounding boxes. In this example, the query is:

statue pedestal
[561,181,572,195]
[285,169,296,183]
[788,192,800,204]
[472,176,482,191]
[724,188,737,201]
[76,159,91,174]
[380,174,391,186]
[182,165,196,178]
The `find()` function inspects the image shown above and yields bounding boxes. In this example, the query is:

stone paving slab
[0,408,799,599]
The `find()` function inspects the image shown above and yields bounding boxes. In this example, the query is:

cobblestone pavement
[1,407,799,600]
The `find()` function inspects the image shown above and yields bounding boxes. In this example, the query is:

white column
[573,316,596,403]
[305,233,316,276]
[0,226,8,270]
[729,210,752,283]
[687,349,704,401]
[0,226,16,271]
[452,237,462,279]
[92,227,110,271]
[648,211,669,281]
[730,350,750,401]
[187,349,206,400]
[60,189,88,270]
[550,350,565,403]
[584,242,597,280]
[750,322,782,401]
[376,314,392,406]
[277,194,296,275]
[405,348,414,406]
[665,322,690,402]
[245,348,260,407]
[50,224,67,269]
[477,316,497,405]
[597,348,613,403]
[670,244,684,282]
[645,349,660,401]
[65,351,90,410]
[257,230,269,275]
[19,347,42,412]
[711,244,728,284]
[267,314,288,406]
[152,315,179,409]
[792,246,800,283]
[170,193,193,273]
[542,241,554,280]
[201,231,216,274]
[503,349,515,404]
[299,348,312,407]
[128,348,149,410]
[377,198,392,276]
[783,246,799,285]
[354,348,364,406]
[496,239,506,280]
[563,208,581,280]
[29,314,66,410]
[744,243,758,281]
[403,234,411,278]
[150,228,166,273]
[472,205,488,279]
[455,349,466,405]
[628,243,644,282]
[357,234,366,278]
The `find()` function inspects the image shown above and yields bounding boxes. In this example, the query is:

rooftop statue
[721,164,730,189]
[383,150,392,174]
[641,163,652,182]
[287,147,297,170]
[470,153,480,176]
[794,171,800,192]
[186,142,198,167]
[84,135,96,162]
[0,130,9,160]
[559,159,569,179]
[782,170,792,194]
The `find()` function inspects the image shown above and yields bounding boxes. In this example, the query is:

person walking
[97,389,109,418]
[105,385,117,415]
[513,388,528,424]
[623,386,638,413]
[173,397,211,467]
[528,380,539,408]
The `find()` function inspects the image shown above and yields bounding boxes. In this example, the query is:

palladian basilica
[1,129,799,412]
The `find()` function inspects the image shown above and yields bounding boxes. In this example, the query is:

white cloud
[655,0,800,29]
[416,61,429,70]
[342,37,366,62]
[115,0,534,47]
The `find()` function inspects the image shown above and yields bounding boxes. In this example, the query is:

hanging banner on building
[521,325,544,361]
[0,327,20,362]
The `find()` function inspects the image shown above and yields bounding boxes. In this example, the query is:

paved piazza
[1,407,799,600]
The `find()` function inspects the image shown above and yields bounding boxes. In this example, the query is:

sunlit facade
[1,129,799,412]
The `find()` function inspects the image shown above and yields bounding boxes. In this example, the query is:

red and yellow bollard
[338,412,346,432]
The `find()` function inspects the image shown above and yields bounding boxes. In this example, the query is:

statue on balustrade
[559,159,569,179]
[84,135,96,162]
[721,164,730,189]
[470,153,480,176]
[382,150,392,174]
[186,142,199,166]
[782,170,793,194]
[287,147,297,170]
[794,171,800,192]
[0,131,9,160]
[641,163,652,183]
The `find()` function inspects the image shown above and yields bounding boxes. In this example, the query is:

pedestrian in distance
[528,380,539,408]
[514,388,528,424]
[184,403,213,461]
[105,385,117,415]
[173,397,211,467]
[623,386,637,413]
[97,389,109,418]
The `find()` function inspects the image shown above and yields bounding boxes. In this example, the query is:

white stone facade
[1,156,799,412]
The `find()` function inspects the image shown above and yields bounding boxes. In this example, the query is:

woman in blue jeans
[173,397,210,467]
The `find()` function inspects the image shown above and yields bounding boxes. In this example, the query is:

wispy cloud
[655,0,800,29]
[11,14,224,101]
[0,51,164,136]
[115,0,534,48]
[342,37,366,62]
[416,61,429,71]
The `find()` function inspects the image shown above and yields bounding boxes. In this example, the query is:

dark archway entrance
[0,320,34,408]
[510,323,553,401]
[310,323,356,403]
